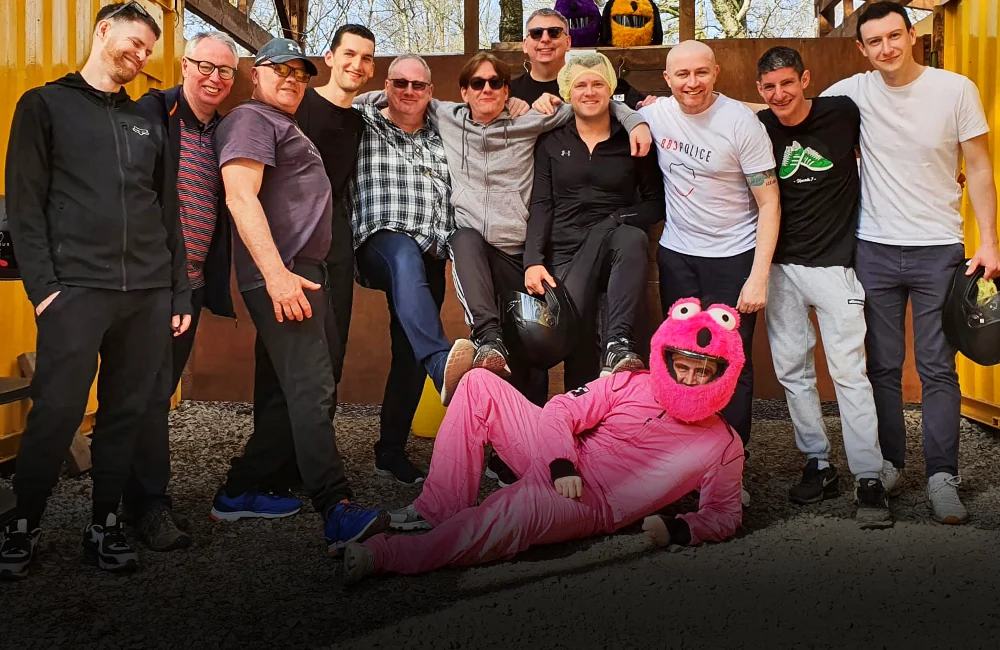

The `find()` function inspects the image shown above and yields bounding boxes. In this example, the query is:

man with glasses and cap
[210,38,390,557]
[116,30,240,554]
[2,0,189,578]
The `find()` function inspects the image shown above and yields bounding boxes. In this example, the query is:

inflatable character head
[599,0,663,48]
[649,298,745,423]
[553,0,602,47]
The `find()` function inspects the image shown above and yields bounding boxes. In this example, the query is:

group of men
[0,0,996,582]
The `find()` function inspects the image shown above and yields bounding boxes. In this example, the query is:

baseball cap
[254,38,318,76]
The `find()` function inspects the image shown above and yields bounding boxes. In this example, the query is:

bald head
[665,40,716,73]
[663,40,719,115]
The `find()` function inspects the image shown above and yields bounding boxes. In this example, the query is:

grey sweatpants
[766,264,883,479]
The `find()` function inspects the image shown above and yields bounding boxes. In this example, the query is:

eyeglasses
[527,26,565,40]
[185,57,236,81]
[104,0,150,20]
[468,76,506,91]
[260,62,312,83]
[389,78,430,91]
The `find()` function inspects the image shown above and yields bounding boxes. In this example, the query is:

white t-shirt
[639,93,775,256]
[821,67,989,246]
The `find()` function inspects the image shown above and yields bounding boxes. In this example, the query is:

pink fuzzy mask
[649,298,746,423]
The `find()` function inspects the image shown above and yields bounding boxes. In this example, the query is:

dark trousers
[552,224,650,389]
[327,216,354,387]
[223,260,350,516]
[657,247,756,445]
[855,240,965,477]
[356,231,447,459]
[122,288,205,519]
[450,227,548,406]
[14,287,171,528]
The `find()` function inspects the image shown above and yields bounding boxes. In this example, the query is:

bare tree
[709,0,751,37]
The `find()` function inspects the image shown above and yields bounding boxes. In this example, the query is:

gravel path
[3,400,1000,649]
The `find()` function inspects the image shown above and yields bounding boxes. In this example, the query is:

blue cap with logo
[254,38,318,76]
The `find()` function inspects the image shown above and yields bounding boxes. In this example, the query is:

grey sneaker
[343,542,376,586]
[880,460,904,498]
[441,339,476,407]
[927,472,968,525]
[388,503,432,531]
[82,513,139,572]
[854,478,893,529]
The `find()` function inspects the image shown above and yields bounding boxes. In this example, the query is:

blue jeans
[855,240,965,477]
[356,232,450,448]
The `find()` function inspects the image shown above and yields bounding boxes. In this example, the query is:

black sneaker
[473,339,512,378]
[375,453,426,486]
[485,452,519,488]
[0,519,41,581]
[788,458,840,505]
[600,338,645,377]
[136,507,192,552]
[82,513,139,572]
[855,478,893,529]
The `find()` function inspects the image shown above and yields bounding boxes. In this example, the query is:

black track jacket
[5,72,191,315]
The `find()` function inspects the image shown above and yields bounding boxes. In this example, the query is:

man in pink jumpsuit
[343,298,747,584]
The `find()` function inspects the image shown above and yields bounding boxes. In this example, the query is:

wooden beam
[679,0,695,41]
[275,0,292,41]
[843,0,855,18]
[186,0,273,53]
[815,0,842,15]
[464,0,480,54]
[827,0,915,38]
[818,6,835,36]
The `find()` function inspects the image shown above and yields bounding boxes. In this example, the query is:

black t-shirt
[509,73,645,109]
[295,87,366,220]
[757,96,861,267]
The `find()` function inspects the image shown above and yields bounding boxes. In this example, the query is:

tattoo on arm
[745,169,777,187]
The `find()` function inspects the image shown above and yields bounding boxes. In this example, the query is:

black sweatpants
[122,288,205,520]
[657,247,756,445]
[551,224,650,388]
[14,286,171,528]
[327,215,354,387]
[223,260,350,517]
[450,227,548,406]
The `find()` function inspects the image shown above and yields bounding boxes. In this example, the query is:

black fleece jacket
[5,72,190,315]
[525,115,665,269]
[135,85,235,319]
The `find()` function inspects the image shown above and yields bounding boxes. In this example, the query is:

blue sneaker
[210,490,301,521]
[325,501,390,556]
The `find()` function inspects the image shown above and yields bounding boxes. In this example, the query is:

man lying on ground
[341,297,747,584]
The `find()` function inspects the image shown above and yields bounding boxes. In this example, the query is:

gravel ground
[3,400,1000,649]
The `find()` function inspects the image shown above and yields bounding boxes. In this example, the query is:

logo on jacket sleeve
[570,385,589,397]
[132,126,149,136]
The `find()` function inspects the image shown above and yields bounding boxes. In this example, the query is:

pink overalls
[363,369,745,575]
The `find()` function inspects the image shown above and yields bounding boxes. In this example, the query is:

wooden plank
[464,0,480,54]
[66,432,92,477]
[931,5,945,68]
[17,352,36,379]
[828,0,914,38]
[843,0,855,18]
[274,0,292,41]
[815,0,843,15]
[185,0,273,53]
[679,0,695,41]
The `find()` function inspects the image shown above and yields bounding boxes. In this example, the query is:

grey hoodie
[356,93,647,255]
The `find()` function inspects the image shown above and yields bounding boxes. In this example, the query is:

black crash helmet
[500,281,578,370]
[943,261,1000,366]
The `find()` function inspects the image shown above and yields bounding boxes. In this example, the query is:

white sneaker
[880,460,903,498]
[927,472,968,525]
[388,503,432,531]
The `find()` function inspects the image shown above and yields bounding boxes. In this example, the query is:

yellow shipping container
[0,0,184,462]
[946,0,1000,428]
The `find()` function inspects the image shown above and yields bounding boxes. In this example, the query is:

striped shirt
[178,116,221,289]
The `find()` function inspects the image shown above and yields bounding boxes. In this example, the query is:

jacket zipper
[482,126,489,240]
[107,103,128,290]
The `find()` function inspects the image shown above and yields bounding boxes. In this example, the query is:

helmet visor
[663,347,727,386]
[503,292,559,328]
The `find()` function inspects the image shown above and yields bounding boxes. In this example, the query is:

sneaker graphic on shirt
[779,141,833,179]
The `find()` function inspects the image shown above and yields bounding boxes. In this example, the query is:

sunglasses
[104,0,150,20]
[389,78,430,91]
[468,76,506,91]
[260,62,312,83]
[185,57,236,81]
[527,26,565,40]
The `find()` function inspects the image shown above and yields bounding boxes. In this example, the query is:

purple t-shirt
[215,99,333,292]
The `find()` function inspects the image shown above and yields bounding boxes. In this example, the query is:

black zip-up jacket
[5,72,191,315]
[136,85,235,318]
[526,115,666,269]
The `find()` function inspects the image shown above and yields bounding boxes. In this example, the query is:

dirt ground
[3,399,1000,649]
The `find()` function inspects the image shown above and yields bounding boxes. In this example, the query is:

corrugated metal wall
[946,0,1000,427]
[0,0,184,461]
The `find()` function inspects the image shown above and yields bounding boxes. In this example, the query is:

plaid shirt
[349,104,454,259]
